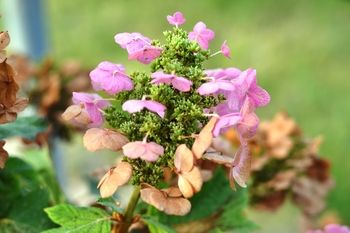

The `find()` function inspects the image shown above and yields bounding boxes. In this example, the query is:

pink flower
[89,61,134,95]
[227,68,270,109]
[221,40,232,59]
[122,136,164,162]
[72,92,110,126]
[236,98,259,139]
[114,32,151,49]
[122,99,166,118]
[167,12,186,27]
[196,77,235,95]
[128,45,163,64]
[151,71,193,92]
[307,224,350,233]
[188,22,215,50]
[212,113,241,137]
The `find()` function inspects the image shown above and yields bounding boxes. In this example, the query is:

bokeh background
[2,0,350,232]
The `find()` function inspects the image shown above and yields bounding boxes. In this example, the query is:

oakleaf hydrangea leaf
[43,204,110,233]
[96,196,124,214]
[0,116,47,140]
[141,215,177,233]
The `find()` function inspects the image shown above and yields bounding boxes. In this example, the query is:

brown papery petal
[178,175,194,198]
[102,130,129,151]
[0,140,9,169]
[140,184,191,216]
[83,128,129,152]
[61,105,82,121]
[192,117,217,159]
[0,31,10,50]
[98,162,132,198]
[8,97,29,113]
[161,187,183,198]
[174,144,194,172]
[163,197,191,216]
[181,166,203,193]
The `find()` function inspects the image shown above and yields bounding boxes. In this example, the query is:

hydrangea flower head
[188,22,215,50]
[167,12,186,27]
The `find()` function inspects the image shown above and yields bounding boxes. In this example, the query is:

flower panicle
[61,11,270,216]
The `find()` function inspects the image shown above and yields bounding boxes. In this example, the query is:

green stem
[117,185,141,233]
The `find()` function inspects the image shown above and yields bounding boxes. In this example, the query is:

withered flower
[97,162,133,198]
[174,144,203,198]
[83,128,129,152]
[140,183,191,216]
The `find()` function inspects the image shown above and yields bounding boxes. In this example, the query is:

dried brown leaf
[83,128,129,152]
[0,97,29,124]
[0,60,19,108]
[0,140,9,169]
[266,170,297,191]
[192,117,218,159]
[0,50,6,63]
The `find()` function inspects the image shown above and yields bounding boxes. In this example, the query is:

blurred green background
[7,0,350,232]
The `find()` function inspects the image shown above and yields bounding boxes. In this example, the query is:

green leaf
[0,157,56,232]
[43,204,111,233]
[0,157,41,218]
[141,215,177,233]
[96,197,124,214]
[0,116,48,140]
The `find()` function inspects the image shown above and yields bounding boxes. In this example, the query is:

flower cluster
[62,12,270,215]
[307,224,350,233]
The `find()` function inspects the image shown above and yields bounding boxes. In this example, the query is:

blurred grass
[46,0,350,229]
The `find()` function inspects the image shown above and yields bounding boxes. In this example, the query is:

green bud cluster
[105,27,220,186]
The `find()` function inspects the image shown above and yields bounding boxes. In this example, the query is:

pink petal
[196,82,219,95]
[167,12,186,26]
[237,99,259,138]
[122,142,146,159]
[114,33,133,49]
[143,100,166,118]
[221,40,232,59]
[248,86,271,107]
[232,145,251,188]
[172,77,193,92]
[122,100,146,114]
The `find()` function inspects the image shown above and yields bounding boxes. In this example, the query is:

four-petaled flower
[166,12,186,27]
[188,22,215,50]
[151,71,193,92]
[196,77,235,95]
[89,61,134,95]
[122,135,164,162]
[122,97,166,118]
